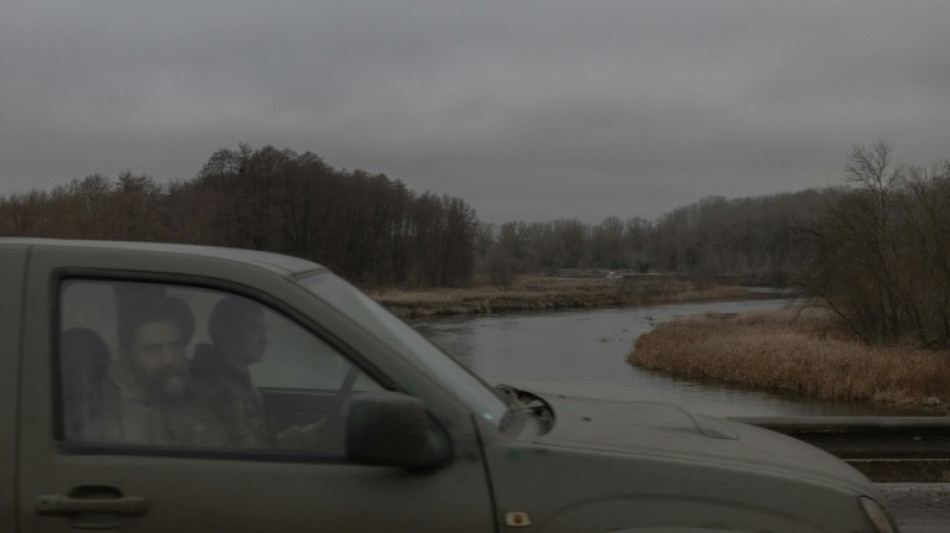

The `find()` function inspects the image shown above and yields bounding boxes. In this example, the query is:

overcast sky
[2,1,948,224]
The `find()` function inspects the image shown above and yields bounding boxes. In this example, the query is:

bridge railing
[732,416,950,482]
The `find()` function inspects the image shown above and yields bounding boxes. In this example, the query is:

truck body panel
[0,245,28,533]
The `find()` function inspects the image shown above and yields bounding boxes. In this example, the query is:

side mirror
[345,391,452,470]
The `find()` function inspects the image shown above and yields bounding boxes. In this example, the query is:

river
[411,296,921,417]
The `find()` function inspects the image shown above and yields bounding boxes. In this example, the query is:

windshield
[296,271,508,426]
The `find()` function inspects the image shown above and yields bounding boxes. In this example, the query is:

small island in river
[369,273,750,318]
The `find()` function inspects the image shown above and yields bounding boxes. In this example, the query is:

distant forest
[476,189,833,287]
[0,145,477,287]
[3,142,950,347]
[0,144,830,287]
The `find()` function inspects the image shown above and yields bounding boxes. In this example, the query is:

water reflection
[413,299,923,417]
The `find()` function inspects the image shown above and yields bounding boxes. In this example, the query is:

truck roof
[0,237,326,277]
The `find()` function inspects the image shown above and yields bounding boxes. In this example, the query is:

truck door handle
[36,484,148,528]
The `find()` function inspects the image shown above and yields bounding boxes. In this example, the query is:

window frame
[52,268,398,463]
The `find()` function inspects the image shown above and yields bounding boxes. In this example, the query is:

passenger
[191,296,273,448]
[60,328,111,440]
[91,296,224,447]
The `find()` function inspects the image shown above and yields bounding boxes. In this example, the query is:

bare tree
[798,141,950,347]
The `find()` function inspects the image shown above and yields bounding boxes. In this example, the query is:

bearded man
[90,296,223,447]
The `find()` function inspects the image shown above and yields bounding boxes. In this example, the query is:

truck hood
[530,392,876,494]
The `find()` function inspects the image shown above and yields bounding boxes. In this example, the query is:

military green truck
[0,238,898,532]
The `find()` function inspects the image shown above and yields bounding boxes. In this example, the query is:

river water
[412,297,920,418]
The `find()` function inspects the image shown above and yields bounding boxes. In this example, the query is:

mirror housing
[345,391,452,470]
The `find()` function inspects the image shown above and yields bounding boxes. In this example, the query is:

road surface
[878,483,950,532]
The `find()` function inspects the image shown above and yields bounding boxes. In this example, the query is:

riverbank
[369,275,751,318]
[628,306,950,413]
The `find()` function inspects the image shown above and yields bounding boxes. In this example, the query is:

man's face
[130,320,187,400]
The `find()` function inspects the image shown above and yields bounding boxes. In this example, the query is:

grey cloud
[1,1,948,223]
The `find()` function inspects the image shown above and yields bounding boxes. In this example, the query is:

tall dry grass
[629,306,950,411]
[370,275,750,317]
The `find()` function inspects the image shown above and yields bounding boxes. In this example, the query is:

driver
[192,295,325,450]
[191,295,273,448]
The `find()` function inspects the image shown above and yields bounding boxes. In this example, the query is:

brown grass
[369,275,751,318]
[628,306,950,411]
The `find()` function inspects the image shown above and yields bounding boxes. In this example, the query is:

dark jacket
[190,344,272,449]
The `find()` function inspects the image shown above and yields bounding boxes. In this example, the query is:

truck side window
[58,279,382,456]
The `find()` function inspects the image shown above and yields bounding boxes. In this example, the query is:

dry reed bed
[629,306,950,411]
[370,276,750,317]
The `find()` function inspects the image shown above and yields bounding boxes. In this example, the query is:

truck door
[0,245,27,533]
[19,268,496,532]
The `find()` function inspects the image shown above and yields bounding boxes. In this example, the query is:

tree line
[0,143,844,290]
[4,140,949,349]
[0,145,476,287]
[476,189,836,287]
